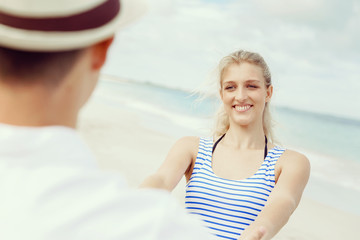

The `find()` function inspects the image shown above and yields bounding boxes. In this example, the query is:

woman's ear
[91,36,114,70]
[265,85,273,102]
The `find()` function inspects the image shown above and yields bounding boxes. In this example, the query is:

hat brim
[0,0,146,51]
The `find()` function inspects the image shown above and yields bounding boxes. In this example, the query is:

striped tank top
[185,137,285,240]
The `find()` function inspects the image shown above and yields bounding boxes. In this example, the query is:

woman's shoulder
[172,136,200,154]
[176,136,200,145]
[176,136,213,145]
[279,148,310,171]
[272,148,310,183]
[282,149,308,160]
[174,136,213,154]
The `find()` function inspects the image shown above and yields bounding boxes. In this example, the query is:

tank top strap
[262,146,286,171]
[192,137,213,176]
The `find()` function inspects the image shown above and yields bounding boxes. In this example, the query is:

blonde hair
[214,50,275,142]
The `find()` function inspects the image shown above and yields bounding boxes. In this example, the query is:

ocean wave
[102,74,360,123]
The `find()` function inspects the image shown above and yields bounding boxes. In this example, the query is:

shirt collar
[0,123,97,169]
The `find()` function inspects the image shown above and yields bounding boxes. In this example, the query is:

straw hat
[0,0,146,51]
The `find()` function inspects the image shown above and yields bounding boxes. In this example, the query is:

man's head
[0,0,147,82]
[0,0,146,127]
[0,0,146,51]
[0,47,85,87]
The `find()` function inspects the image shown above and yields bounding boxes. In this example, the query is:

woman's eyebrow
[245,79,261,83]
[222,80,236,85]
[223,79,261,84]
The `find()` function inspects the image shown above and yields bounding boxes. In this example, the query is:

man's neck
[0,82,77,128]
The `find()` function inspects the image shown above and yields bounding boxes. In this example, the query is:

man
[0,0,215,239]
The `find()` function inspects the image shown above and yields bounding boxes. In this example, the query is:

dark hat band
[0,0,120,32]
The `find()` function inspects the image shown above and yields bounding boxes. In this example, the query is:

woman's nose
[234,87,247,101]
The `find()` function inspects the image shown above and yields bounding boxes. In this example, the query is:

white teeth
[235,105,251,111]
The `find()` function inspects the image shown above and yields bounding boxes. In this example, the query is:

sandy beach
[78,76,359,240]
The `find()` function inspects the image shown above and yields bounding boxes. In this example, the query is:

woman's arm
[238,150,311,240]
[139,136,199,191]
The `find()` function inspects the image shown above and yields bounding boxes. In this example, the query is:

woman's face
[220,62,272,128]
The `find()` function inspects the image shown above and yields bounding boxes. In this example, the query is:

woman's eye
[225,86,234,90]
[248,85,258,89]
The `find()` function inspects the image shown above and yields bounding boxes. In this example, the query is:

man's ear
[91,36,114,70]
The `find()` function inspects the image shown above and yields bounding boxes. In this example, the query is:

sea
[93,76,360,216]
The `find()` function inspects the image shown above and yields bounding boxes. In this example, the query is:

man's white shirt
[0,124,213,240]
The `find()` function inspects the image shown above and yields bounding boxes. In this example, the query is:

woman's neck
[223,123,265,150]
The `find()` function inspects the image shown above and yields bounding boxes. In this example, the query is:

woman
[141,50,310,240]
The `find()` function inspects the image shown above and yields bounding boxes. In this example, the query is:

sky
[103,0,360,121]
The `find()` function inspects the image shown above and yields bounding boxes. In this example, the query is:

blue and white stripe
[185,137,285,240]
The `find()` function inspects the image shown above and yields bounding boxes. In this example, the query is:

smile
[233,104,252,112]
